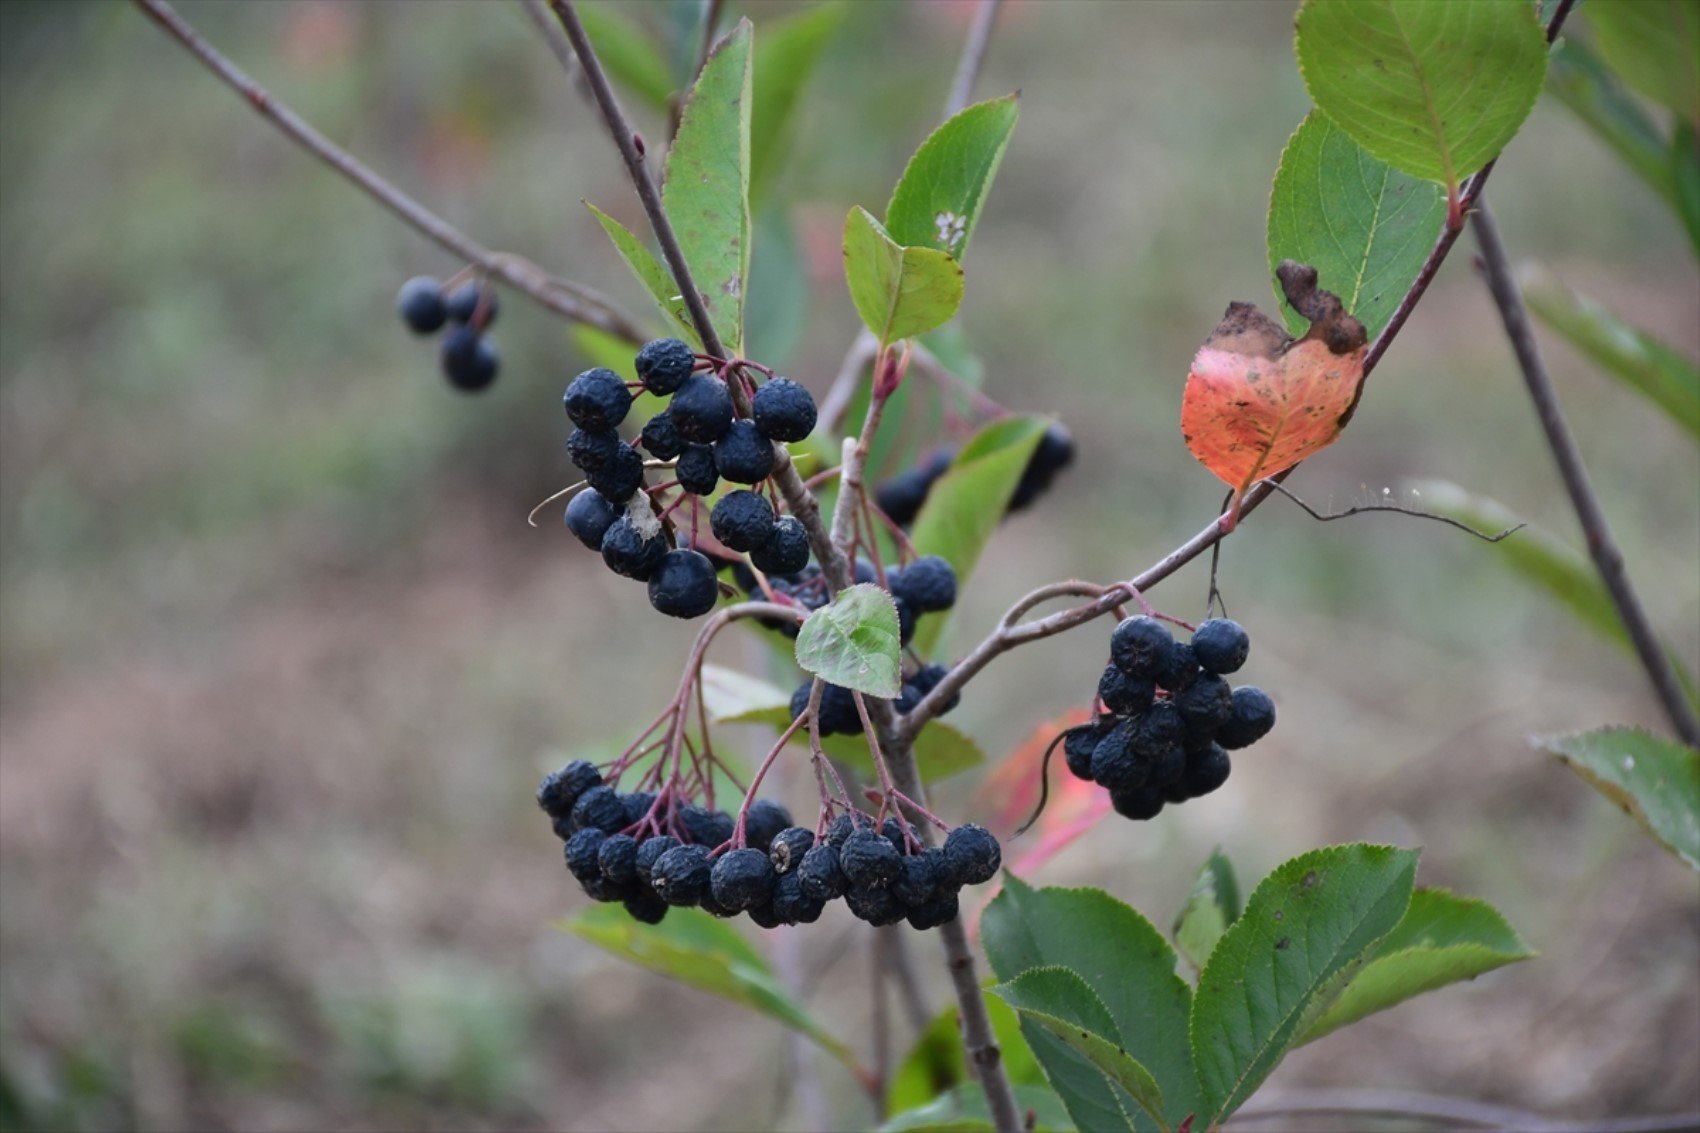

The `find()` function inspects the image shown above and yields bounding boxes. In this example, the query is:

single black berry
[845,883,905,926]
[743,799,794,853]
[751,378,817,443]
[1148,740,1186,787]
[445,281,497,327]
[1090,719,1149,790]
[635,835,681,884]
[1098,665,1155,716]
[570,785,627,834]
[1111,616,1175,679]
[906,890,960,930]
[647,549,720,619]
[839,828,903,889]
[746,901,782,930]
[598,833,641,886]
[441,325,498,391]
[537,759,601,818]
[894,848,946,906]
[397,276,446,333]
[771,870,826,925]
[750,516,810,576]
[600,515,668,580]
[1157,643,1200,693]
[714,420,776,484]
[565,489,621,551]
[623,888,669,925]
[620,791,657,826]
[823,814,856,848]
[1191,618,1250,675]
[676,445,720,496]
[1176,673,1233,734]
[567,427,622,474]
[1008,423,1074,511]
[1216,686,1275,749]
[1110,785,1165,821]
[853,558,880,585]
[710,847,777,911]
[564,828,607,882]
[942,824,1001,886]
[798,843,848,900]
[891,556,957,613]
[711,490,777,553]
[875,449,953,527]
[670,374,734,444]
[1063,722,1106,781]
[894,596,916,646]
[586,442,645,502]
[881,816,920,855]
[639,411,687,461]
[1179,742,1231,798]
[768,827,815,874]
[815,683,864,736]
[564,368,632,432]
[679,805,734,848]
[1131,700,1185,756]
[789,680,814,726]
[895,663,958,717]
[635,338,695,395]
[651,844,713,906]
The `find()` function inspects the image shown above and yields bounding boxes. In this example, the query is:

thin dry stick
[1471,201,1700,746]
[133,0,645,344]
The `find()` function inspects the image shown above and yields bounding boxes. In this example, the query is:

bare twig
[133,0,645,344]
[947,0,1004,117]
[519,0,582,88]
[1266,480,1524,543]
[1471,201,1700,746]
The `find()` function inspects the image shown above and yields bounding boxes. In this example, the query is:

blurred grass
[1,1,1696,1130]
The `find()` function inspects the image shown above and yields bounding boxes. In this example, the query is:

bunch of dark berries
[787,656,961,737]
[734,552,957,649]
[561,338,819,621]
[874,421,1075,527]
[397,275,501,392]
[1061,616,1274,820]
[539,760,997,930]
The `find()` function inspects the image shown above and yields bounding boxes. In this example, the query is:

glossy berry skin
[714,420,775,484]
[1111,616,1175,679]
[600,515,668,580]
[651,844,713,906]
[839,828,903,889]
[743,799,794,853]
[798,843,848,900]
[570,785,627,834]
[1090,719,1149,790]
[564,828,607,882]
[907,890,960,930]
[1063,723,1105,781]
[1217,686,1275,749]
[1098,665,1155,716]
[710,848,777,911]
[586,442,645,503]
[597,833,641,886]
[768,827,815,874]
[1176,673,1233,734]
[647,549,720,619]
[537,759,601,818]
[441,326,498,391]
[397,276,446,333]
[635,337,695,395]
[670,374,734,443]
[710,490,777,553]
[567,427,621,474]
[640,411,687,461]
[751,378,817,442]
[1192,618,1250,674]
[892,556,957,613]
[676,445,720,496]
[635,835,681,884]
[943,824,1001,886]
[750,516,810,576]
[445,281,497,327]
[1179,743,1231,798]
[1110,785,1165,821]
[875,449,954,527]
[564,368,632,432]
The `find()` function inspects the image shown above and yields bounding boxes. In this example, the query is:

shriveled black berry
[798,843,848,900]
[637,411,686,461]
[550,813,575,841]
[840,828,903,889]
[635,337,695,395]
[1179,742,1231,798]
[906,890,960,930]
[651,844,713,906]
[771,870,825,925]
[537,759,602,818]
[635,835,681,884]
[1111,616,1175,678]
[743,799,794,853]
[598,833,640,886]
[441,325,498,391]
[714,420,776,484]
[670,374,734,443]
[600,515,668,580]
[816,683,864,737]
[823,814,856,848]
[894,597,917,646]
[647,549,720,619]
[621,791,657,826]
[711,490,777,553]
[1148,740,1187,787]
[768,827,815,874]
[698,888,736,918]
[624,888,669,925]
[943,824,1001,886]
[751,378,817,442]
[679,804,735,848]
[746,901,782,929]
[570,785,627,834]
[1090,719,1149,791]
[564,368,632,432]
[1192,618,1250,675]
[397,276,446,333]
[845,883,905,926]
[875,449,954,527]
[1157,643,1199,693]
[710,847,777,911]
[676,444,720,496]
[1176,673,1233,734]
[881,816,920,856]
[1131,701,1186,755]
[568,427,622,474]
[1217,686,1275,749]
[446,281,497,327]
[894,848,946,906]
[1098,665,1155,716]
[564,828,607,882]
[750,516,809,576]
[1110,785,1165,821]
[891,556,957,613]
[586,442,645,502]
[1063,722,1106,781]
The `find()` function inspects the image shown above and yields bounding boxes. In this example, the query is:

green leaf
[663,19,752,355]
[885,95,1020,259]
[1266,111,1447,339]
[879,1085,1074,1133]
[750,3,845,206]
[888,995,1045,1115]
[909,416,1049,657]
[1587,0,1700,128]
[1671,122,1700,255]
[982,876,1200,1133]
[1540,726,1700,870]
[794,582,903,698]
[1522,269,1700,440]
[575,3,675,112]
[562,905,854,1065]
[991,968,1167,1129]
[1296,0,1548,195]
[1173,848,1242,974]
[1295,888,1535,1045]
[1547,37,1687,223]
[585,203,700,347]
[1189,843,1418,1123]
[700,664,986,781]
[843,207,965,347]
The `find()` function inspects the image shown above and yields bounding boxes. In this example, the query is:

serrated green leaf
[888,993,1045,1115]
[750,3,845,206]
[991,968,1167,1129]
[794,583,902,698]
[843,207,965,347]
[982,876,1200,1133]
[1540,726,1700,870]
[562,905,853,1064]
[1587,0,1700,128]
[1296,0,1548,194]
[1190,843,1418,1123]
[585,203,700,347]
[575,3,675,111]
[878,1085,1074,1133]
[885,95,1020,259]
[1547,37,1687,226]
[909,416,1049,657]
[663,19,752,355]
[1173,848,1242,974]
[1522,269,1700,440]
[1266,111,1447,339]
[1295,888,1534,1045]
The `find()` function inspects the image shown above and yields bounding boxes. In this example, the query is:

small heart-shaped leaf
[794,583,903,698]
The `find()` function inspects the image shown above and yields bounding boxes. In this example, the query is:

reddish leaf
[1181,262,1367,528]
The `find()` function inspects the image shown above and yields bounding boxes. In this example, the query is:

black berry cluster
[1061,616,1274,820]
[397,276,501,392]
[873,422,1075,527]
[735,554,958,654]
[787,658,960,737]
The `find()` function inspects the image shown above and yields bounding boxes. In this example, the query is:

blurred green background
[1,1,1696,1130]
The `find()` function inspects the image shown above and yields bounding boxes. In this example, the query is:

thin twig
[1471,201,1700,746]
[1266,480,1524,543]
[133,0,645,344]
[947,0,1004,117]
